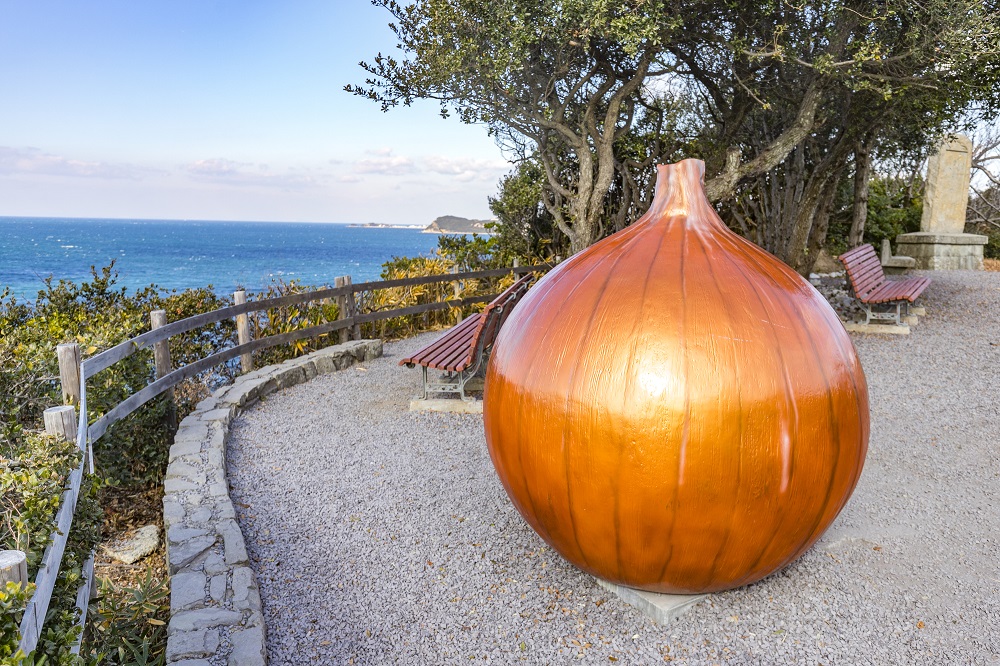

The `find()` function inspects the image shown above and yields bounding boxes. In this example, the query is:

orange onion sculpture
[483,159,869,594]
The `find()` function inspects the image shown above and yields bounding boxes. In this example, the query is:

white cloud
[0,146,151,179]
[184,158,321,189]
[186,158,249,177]
[422,155,508,182]
[352,152,416,175]
[344,150,507,182]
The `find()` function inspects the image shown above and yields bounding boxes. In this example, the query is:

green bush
[862,178,923,250]
[85,571,170,666]
[0,264,228,663]
[0,250,526,663]
[0,432,102,665]
[248,279,342,368]
[0,583,35,665]
[1,264,235,486]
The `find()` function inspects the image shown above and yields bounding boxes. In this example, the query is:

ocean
[0,217,444,300]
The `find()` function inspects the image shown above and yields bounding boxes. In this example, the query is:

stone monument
[895,134,987,269]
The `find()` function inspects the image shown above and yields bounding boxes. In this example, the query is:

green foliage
[354,0,1000,265]
[84,571,169,666]
[1,264,234,485]
[0,265,228,664]
[434,234,504,272]
[0,582,34,664]
[488,161,565,261]
[983,232,1000,260]
[1,434,82,574]
[355,238,520,341]
[861,179,923,250]
[0,432,102,665]
[250,279,342,367]
[823,175,923,256]
[363,254,461,340]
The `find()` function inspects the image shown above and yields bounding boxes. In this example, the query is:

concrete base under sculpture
[895,232,987,270]
[594,578,707,624]
[409,398,483,413]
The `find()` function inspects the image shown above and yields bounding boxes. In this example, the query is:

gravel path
[227,270,1000,665]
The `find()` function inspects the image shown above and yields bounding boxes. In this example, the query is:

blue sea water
[0,217,443,300]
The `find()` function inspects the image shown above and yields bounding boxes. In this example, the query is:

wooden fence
[10,263,544,657]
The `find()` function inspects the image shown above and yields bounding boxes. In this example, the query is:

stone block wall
[895,232,987,270]
[162,339,383,665]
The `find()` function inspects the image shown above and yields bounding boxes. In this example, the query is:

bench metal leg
[421,366,428,400]
[863,301,903,326]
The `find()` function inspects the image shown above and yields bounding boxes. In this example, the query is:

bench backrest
[468,273,534,362]
[838,244,886,299]
[399,273,535,371]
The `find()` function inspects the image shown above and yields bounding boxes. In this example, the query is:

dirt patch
[94,483,166,591]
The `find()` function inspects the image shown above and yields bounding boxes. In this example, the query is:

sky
[0,1,509,224]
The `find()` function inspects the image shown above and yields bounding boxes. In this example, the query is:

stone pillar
[896,134,987,270]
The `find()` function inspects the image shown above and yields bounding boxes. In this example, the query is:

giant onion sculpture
[483,159,869,594]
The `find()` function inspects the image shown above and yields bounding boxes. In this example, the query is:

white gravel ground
[227,270,1000,665]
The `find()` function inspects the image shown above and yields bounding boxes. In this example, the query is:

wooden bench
[838,243,930,325]
[400,274,534,400]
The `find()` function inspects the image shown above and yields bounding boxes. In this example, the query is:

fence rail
[15,262,546,658]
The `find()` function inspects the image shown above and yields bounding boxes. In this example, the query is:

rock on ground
[102,524,160,565]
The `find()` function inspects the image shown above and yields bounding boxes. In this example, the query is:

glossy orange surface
[483,159,869,594]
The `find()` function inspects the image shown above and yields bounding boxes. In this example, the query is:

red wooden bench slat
[849,252,883,271]
[415,315,480,358]
[447,274,534,370]
[851,255,883,271]
[403,318,480,371]
[838,245,869,260]
[399,274,534,374]
[838,244,929,305]
[844,251,881,271]
[427,330,478,371]
[867,277,930,304]
[432,316,489,371]
[850,267,885,295]
[401,314,481,367]
[847,265,883,290]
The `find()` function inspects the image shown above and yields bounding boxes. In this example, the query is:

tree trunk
[848,140,872,247]
[804,170,846,272]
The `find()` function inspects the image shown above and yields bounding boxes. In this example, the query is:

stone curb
[163,339,383,665]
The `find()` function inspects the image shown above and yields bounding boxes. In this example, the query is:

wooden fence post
[233,290,253,373]
[513,257,519,268]
[0,550,28,588]
[56,343,81,407]
[343,276,361,340]
[150,310,177,429]
[452,266,462,325]
[44,405,77,442]
[334,277,349,344]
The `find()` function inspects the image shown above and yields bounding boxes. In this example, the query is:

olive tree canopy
[350,0,1000,268]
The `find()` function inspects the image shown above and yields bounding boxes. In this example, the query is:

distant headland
[349,215,495,235]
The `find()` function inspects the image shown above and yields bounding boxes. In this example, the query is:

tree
[675,0,1000,270]
[488,160,564,261]
[351,0,1000,269]
[967,125,1000,257]
[969,126,1000,231]
[349,0,686,254]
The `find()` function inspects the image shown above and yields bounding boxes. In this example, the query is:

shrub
[0,432,102,665]
[85,571,170,666]
[249,279,341,368]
